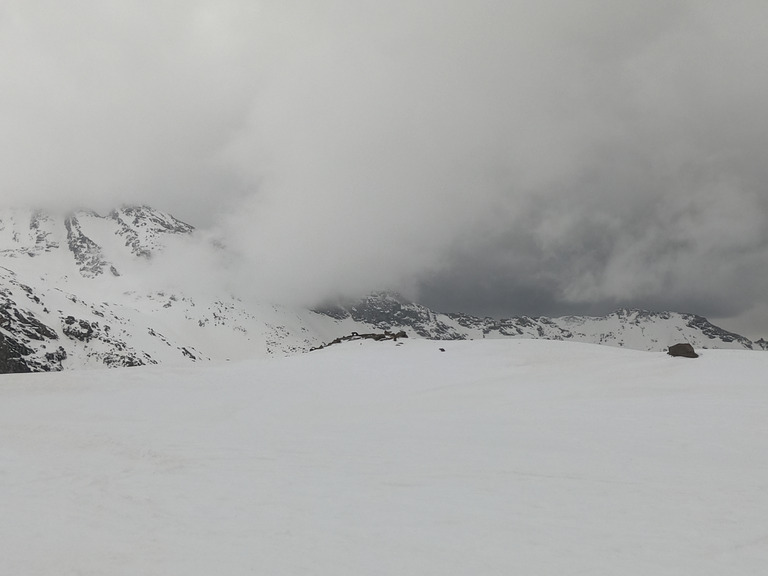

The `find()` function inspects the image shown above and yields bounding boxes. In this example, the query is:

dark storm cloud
[2,1,768,336]
[420,150,768,331]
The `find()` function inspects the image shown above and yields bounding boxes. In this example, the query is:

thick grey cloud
[1,0,258,220]
[2,1,768,337]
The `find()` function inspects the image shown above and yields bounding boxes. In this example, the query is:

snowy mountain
[0,206,337,372]
[1,206,193,271]
[315,291,755,351]
[0,206,761,373]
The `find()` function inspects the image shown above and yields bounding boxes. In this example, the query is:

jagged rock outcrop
[315,292,466,339]
[110,206,194,258]
[65,214,119,278]
[0,333,35,373]
[682,314,752,348]
[0,274,67,373]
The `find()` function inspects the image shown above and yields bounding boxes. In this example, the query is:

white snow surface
[1,338,766,575]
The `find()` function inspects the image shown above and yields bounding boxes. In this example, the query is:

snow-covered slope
[1,339,767,574]
[0,206,760,373]
[0,206,340,372]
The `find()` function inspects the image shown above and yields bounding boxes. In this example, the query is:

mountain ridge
[0,205,762,373]
[314,291,756,351]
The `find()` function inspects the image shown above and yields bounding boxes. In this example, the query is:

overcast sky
[2,1,768,337]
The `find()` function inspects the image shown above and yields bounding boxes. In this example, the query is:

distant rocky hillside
[0,206,762,374]
[314,291,756,351]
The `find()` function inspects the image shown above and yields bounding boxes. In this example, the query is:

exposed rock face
[668,343,699,358]
[110,206,194,258]
[61,316,97,342]
[314,292,467,340]
[0,333,34,373]
[0,274,65,373]
[683,314,751,347]
[65,214,118,278]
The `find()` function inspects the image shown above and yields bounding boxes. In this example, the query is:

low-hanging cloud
[2,1,768,335]
[0,0,258,219]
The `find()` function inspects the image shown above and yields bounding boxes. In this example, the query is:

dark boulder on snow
[668,343,699,358]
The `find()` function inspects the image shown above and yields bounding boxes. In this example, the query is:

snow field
[0,339,766,575]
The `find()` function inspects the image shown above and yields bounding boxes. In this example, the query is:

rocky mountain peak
[755,338,768,350]
[0,205,763,374]
[0,205,195,277]
[108,205,195,258]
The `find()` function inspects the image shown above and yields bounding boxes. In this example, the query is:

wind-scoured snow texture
[0,339,766,575]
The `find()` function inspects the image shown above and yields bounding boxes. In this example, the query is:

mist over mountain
[2,1,768,339]
[4,6,767,573]
[0,205,762,373]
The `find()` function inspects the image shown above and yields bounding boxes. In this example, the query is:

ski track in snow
[0,338,766,575]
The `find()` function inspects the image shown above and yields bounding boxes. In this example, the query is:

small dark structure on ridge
[668,343,699,358]
[310,330,408,352]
